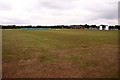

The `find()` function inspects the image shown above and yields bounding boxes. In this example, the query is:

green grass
[2,29,118,78]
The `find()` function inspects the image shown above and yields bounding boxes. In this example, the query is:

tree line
[1,24,120,30]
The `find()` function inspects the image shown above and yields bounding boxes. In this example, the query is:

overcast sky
[0,0,119,26]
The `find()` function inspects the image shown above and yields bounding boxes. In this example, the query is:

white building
[105,26,109,30]
[99,26,103,30]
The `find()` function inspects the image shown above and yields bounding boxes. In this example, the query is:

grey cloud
[39,0,75,10]
[97,7,117,20]
[90,8,117,20]
[100,10,117,19]
[0,0,118,25]
[84,1,118,20]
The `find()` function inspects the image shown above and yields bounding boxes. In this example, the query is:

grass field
[2,29,118,78]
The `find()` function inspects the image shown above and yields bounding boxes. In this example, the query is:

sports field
[2,29,118,78]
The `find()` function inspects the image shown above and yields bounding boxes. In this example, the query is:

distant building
[105,26,109,30]
[99,26,103,30]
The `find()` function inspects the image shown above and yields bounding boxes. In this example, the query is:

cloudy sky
[0,0,119,26]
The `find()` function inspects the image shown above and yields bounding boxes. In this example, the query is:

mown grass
[2,29,118,78]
